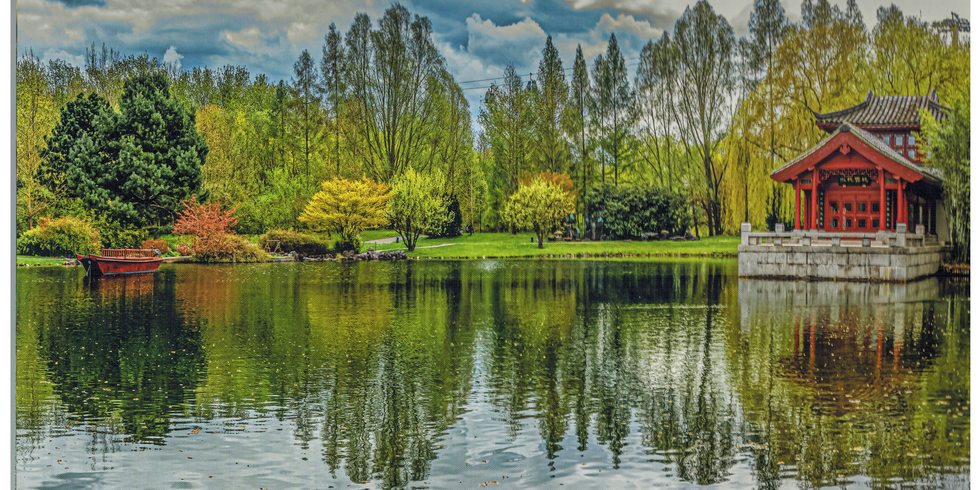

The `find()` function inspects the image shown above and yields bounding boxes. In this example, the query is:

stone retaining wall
[738,244,943,282]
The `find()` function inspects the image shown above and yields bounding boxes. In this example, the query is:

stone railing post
[741,223,751,246]
[915,224,925,236]
[895,224,907,247]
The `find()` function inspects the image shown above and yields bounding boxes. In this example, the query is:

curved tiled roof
[814,89,949,130]
[770,122,942,185]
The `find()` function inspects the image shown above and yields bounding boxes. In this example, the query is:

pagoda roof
[814,89,949,132]
[770,122,942,186]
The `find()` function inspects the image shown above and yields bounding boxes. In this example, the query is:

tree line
[16,0,970,244]
[478,0,969,236]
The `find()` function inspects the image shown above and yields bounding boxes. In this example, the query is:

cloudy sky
[17,0,969,124]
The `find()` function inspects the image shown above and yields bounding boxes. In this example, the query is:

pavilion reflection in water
[735,278,968,488]
[739,279,938,403]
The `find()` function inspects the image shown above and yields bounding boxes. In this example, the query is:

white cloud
[41,48,85,67]
[223,27,262,49]
[464,14,547,68]
[286,22,318,45]
[597,13,663,39]
[163,45,183,69]
[557,0,680,27]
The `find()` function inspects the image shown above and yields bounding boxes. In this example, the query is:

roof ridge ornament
[865,89,873,102]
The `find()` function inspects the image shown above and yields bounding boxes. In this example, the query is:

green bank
[366,232,738,259]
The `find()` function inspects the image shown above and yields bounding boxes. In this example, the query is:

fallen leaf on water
[191,429,200,435]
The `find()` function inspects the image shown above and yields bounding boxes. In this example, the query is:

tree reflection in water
[16,262,968,489]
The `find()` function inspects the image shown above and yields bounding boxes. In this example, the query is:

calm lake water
[16,260,969,489]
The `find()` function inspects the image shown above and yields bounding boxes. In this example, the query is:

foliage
[141,238,170,254]
[505,179,574,249]
[341,4,452,182]
[43,73,207,228]
[583,184,691,239]
[173,195,239,261]
[386,168,449,251]
[258,229,330,256]
[921,92,970,263]
[590,34,637,187]
[16,53,59,232]
[429,194,462,239]
[16,216,101,257]
[299,177,391,252]
[520,171,577,201]
[93,216,148,249]
[672,0,737,236]
[217,235,270,263]
[16,2,972,238]
[534,36,570,174]
[479,66,537,229]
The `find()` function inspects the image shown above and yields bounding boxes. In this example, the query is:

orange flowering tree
[173,195,238,260]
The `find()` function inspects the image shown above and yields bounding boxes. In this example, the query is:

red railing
[99,248,156,258]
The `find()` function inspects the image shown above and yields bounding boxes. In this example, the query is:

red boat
[76,249,163,276]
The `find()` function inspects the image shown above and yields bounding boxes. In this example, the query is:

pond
[16,260,969,489]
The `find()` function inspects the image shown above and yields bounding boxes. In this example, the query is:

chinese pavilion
[770,90,948,241]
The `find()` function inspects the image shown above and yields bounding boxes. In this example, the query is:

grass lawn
[366,232,738,259]
[361,229,402,242]
[17,255,69,266]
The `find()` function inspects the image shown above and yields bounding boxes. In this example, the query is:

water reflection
[16,262,968,489]
[737,278,969,488]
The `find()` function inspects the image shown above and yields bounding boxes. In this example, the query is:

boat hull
[77,254,163,276]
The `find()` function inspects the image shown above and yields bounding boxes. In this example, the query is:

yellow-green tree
[16,53,58,232]
[299,177,391,252]
[920,92,969,263]
[870,6,968,100]
[505,179,574,249]
[386,168,449,252]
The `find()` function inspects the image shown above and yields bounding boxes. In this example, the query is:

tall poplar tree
[566,44,592,218]
[591,34,635,187]
[534,36,569,174]
[673,0,737,236]
[636,33,680,193]
[321,23,346,177]
[292,49,322,178]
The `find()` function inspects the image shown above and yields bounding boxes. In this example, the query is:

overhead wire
[457,58,641,92]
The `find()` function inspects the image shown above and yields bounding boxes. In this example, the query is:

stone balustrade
[740,223,937,249]
[738,223,944,282]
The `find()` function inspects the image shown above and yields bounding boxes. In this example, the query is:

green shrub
[332,233,361,254]
[258,229,330,256]
[94,216,148,249]
[223,235,270,262]
[17,216,101,257]
[583,184,691,239]
[429,194,462,238]
[193,235,269,263]
[141,238,170,254]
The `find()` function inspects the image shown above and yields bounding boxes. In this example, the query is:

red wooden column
[878,168,886,230]
[896,178,905,226]
[811,170,820,230]
[794,179,801,230]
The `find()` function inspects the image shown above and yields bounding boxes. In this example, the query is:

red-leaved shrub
[173,195,239,260]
